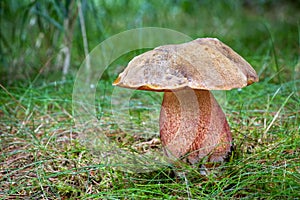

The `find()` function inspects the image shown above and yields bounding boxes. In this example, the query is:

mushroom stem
[159,89,232,164]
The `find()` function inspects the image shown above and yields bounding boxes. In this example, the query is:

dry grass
[1,0,300,199]
[0,79,299,199]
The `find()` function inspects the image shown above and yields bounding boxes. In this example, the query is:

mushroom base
[159,89,232,164]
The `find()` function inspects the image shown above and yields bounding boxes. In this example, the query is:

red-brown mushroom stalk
[113,38,258,165]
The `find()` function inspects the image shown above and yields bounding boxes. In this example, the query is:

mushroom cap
[113,38,259,91]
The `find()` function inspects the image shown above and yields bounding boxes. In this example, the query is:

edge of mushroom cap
[112,80,257,92]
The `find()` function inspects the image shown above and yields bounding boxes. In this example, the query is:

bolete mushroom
[113,38,258,164]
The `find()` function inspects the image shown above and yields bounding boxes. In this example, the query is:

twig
[262,92,294,139]
[77,0,91,83]
[62,0,78,80]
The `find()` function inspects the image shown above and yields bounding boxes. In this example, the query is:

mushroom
[113,38,258,164]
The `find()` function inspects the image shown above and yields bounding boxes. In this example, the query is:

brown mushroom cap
[113,38,259,91]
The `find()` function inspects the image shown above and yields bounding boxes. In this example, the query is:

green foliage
[0,0,299,199]
[1,0,299,84]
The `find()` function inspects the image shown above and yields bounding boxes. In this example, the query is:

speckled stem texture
[160,89,232,164]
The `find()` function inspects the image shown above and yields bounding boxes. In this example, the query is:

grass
[1,1,300,199]
[1,74,299,199]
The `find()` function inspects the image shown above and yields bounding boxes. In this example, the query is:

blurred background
[1,0,299,85]
[1,1,299,198]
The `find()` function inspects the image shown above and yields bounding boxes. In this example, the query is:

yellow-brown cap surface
[113,38,258,91]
